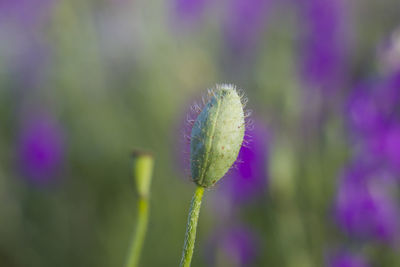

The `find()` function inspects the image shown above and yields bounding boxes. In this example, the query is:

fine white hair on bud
[189,84,246,188]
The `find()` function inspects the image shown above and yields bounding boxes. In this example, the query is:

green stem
[125,197,149,267]
[180,186,205,267]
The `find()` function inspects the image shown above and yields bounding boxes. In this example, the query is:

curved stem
[125,197,149,267]
[180,186,205,267]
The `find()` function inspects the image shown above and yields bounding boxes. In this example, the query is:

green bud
[190,84,245,188]
[131,151,154,198]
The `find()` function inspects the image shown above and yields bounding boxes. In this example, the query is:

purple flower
[382,126,400,170]
[334,162,400,243]
[327,251,369,267]
[298,0,350,92]
[0,0,56,28]
[17,111,65,184]
[172,0,208,25]
[224,0,270,54]
[206,226,260,267]
[347,71,400,170]
[220,120,269,204]
[379,70,400,112]
[346,81,386,137]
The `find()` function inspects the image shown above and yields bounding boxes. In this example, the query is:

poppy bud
[190,84,245,188]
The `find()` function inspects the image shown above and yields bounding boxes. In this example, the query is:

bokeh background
[1,0,400,266]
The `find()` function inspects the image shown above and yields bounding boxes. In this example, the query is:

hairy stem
[125,197,149,267]
[180,186,205,267]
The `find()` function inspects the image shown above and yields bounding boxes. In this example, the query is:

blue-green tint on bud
[131,151,154,198]
[190,84,245,188]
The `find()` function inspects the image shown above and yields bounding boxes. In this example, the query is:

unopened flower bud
[131,151,154,198]
[190,84,245,188]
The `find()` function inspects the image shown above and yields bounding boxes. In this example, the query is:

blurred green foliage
[1,0,400,266]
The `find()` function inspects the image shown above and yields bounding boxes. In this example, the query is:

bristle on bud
[189,84,247,188]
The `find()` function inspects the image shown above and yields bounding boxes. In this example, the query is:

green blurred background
[1,0,400,266]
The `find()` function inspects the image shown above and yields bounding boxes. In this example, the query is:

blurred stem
[125,196,149,267]
[180,186,205,267]
[125,151,153,267]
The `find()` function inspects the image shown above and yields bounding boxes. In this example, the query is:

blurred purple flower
[18,111,65,184]
[347,71,400,170]
[206,226,260,267]
[224,0,270,54]
[334,162,400,243]
[347,81,386,137]
[172,0,208,25]
[299,0,350,92]
[0,0,55,27]
[327,251,369,267]
[379,70,400,112]
[221,120,269,204]
[382,126,400,170]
